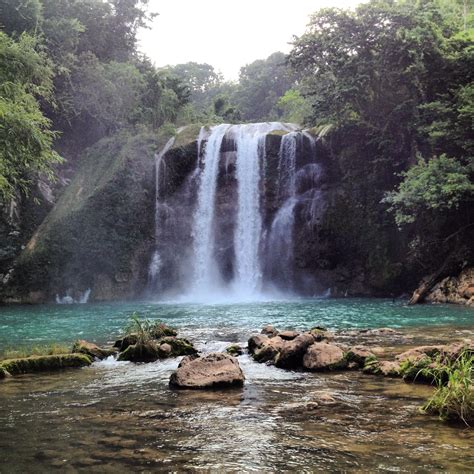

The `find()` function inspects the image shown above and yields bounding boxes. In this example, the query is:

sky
[138,0,364,81]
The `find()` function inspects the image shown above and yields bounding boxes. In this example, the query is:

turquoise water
[1,298,473,350]
[1,298,474,471]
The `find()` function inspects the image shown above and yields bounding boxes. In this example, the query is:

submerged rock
[72,340,116,360]
[169,352,245,389]
[302,342,347,371]
[0,354,92,376]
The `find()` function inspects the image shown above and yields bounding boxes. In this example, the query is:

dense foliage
[0,0,191,274]
[290,0,474,288]
[0,31,61,201]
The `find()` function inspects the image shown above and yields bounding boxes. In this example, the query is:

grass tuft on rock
[0,343,71,361]
[421,350,474,425]
[124,313,177,344]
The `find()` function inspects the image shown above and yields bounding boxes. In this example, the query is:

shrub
[421,350,474,425]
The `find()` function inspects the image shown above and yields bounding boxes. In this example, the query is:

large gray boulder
[169,353,245,389]
[302,342,347,371]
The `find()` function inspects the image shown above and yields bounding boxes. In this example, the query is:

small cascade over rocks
[149,122,327,301]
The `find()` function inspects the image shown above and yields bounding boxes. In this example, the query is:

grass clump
[0,343,71,361]
[421,350,473,426]
[124,313,177,344]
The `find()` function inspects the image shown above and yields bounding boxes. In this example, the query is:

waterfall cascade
[149,122,322,301]
[191,124,230,295]
[148,136,176,291]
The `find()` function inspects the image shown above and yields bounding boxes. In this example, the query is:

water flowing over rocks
[169,353,245,389]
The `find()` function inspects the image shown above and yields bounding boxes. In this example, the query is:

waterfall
[232,123,293,296]
[190,123,230,294]
[265,130,318,291]
[148,136,176,290]
[277,131,300,200]
[149,122,323,301]
[266,197,298,289]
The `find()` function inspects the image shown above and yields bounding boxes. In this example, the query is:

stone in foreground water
[169,352,245,389]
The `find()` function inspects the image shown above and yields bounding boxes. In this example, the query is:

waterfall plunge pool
[0,298,473,472]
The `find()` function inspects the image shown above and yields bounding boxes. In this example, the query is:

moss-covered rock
[225,344,243,356]
[114,334,139,351]
[150,323,177,339]
[117,341,160,362]
[362,357,401,377]
[0,366,11,378]
[116,336,196,362]
[0,353,92,375]
[72,340,116,360]
[158,337,197,357]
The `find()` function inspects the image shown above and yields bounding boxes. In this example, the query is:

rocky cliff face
[424,268,474,306]
[3,123,466,304]
[1,131,163,303]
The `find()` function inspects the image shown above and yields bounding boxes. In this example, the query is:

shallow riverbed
[0,298,473,472]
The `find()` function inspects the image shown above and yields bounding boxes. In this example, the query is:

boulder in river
[117,341,160,362]
[345,346,376,368]
[302,342,347,371]
[72,340,116,360]
[275,333,315,369]
[169,352,245,389]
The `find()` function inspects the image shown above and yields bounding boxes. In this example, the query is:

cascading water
[151,122,323,301]
[148,136,176,290]
[232,125,265,296]
[265,130,318,291]
[190,123,230,295]
[266,197,298,289]
[277,131,300,200]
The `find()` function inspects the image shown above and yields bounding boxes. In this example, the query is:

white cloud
[138,0,364,80]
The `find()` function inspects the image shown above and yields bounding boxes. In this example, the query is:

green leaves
[384,155,474,225]
[0,32,61,202]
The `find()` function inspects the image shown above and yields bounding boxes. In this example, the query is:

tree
[233,52,294,121]
[0,32,61,201]
[169,62,223,110]
[289,0,474,287]
[275,88,312,125]
[384,155,474,226]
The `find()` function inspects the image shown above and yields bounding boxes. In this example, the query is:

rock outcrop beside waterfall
[0,131,181,303]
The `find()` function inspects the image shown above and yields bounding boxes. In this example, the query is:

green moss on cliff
[7,129,171,301]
